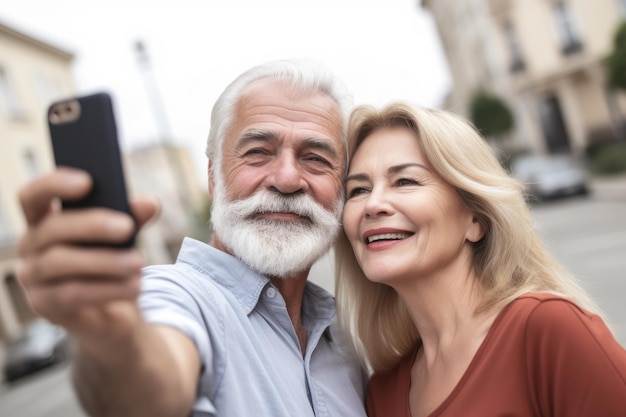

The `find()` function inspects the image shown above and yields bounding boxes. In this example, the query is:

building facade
[422,0,626,157]
[0,21,76,340]
[0,21,210,348]
[125,143,210,263]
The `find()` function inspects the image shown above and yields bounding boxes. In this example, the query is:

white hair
[210,177,343,278]
[205,59,353,179]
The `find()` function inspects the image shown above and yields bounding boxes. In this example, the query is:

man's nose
[266,152,308,194]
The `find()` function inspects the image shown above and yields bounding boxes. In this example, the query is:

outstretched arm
[18,168,200,417]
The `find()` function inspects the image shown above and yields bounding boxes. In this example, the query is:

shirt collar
[175,238,336,322]
[175,237,268,314]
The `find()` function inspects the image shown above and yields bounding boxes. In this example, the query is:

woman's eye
[397,178,418,186]
[347,187,368,198]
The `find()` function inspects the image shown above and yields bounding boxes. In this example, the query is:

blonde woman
[335,102,626,417]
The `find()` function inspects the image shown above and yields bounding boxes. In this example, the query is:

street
[0,363,85,417]
[0,176,625,417]
[530,180,626,346]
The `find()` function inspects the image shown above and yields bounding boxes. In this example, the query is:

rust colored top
[366,293,626,417]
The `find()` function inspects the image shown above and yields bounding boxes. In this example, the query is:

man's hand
[17,167,158,344]
[17,168,200,417]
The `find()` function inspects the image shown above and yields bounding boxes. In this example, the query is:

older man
[17,60,366,417]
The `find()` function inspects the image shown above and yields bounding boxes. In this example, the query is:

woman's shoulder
[504,292,595,325]
[498,293,606,340]
[504,292,626,378]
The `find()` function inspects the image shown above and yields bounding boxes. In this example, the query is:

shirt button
[266,287,276,299]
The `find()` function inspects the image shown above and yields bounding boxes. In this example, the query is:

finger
[20,245,143,287]
[21,209,136,255]
[53,302,144,343]
[130,197,160,228]
[19,168,92,226]
[26,275,142,319]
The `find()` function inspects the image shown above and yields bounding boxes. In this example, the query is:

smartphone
[47,92,135,247]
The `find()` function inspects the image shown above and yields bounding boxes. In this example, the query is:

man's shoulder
[141,251,265,317]
[141,237,244,295]
[141,261,225,310]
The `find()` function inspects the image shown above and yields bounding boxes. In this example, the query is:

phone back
[48,92,131,216]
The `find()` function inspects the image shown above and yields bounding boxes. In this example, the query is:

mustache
[227,191,329,221]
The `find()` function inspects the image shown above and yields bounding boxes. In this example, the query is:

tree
[469,90,514,139]
[606,21,626,91]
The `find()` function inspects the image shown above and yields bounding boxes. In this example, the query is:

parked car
[2,319,71,383]
[511,154,590,201]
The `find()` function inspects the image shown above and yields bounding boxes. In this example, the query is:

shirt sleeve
[138,264,222,414]
[525,299,626,417]
[139,265,214,367]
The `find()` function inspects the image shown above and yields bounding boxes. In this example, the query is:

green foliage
[606,21,626,91]
[588,141,626,175]
[469,91,514,138]
[585,141,610,159]
[498,149,530,173]
[200,195,212,223]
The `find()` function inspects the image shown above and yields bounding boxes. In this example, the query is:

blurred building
[0,21,76,340]
[0,21,208,348]
[126,143,210,263]
[422,0,626,156]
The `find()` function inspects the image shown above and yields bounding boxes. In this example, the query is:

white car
[2,319,71,383]
[511,154,590,201]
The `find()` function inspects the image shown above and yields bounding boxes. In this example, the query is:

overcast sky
[1,0,451,181]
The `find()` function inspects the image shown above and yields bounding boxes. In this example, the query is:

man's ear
[208,161,215,200]
[466,216,485,243]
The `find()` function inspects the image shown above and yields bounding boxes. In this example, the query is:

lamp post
[133,40,199,245]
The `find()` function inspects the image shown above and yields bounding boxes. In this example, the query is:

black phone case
[48,92,135,246]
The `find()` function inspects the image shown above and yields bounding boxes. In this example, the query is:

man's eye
[304,155,331,166]
[244,148,268,156]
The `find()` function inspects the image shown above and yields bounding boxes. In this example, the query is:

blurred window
[34,73,65,114]
[22,148,41,179]
[552,2,583,55]
[0,192,10,244]
[618,0,626,17]
[539,95,571,153]
[503,23,526,73]
[0,66,25,119]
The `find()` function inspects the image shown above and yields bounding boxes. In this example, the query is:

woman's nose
[363,188,393,218]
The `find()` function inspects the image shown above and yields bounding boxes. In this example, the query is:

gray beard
[210,183,343,278]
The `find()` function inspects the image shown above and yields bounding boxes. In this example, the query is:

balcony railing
[561,39,583,55]
[510,58,526,73]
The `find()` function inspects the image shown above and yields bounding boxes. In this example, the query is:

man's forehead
[238,78,340,113]
[240,77,296,97]
[232,80,344,141]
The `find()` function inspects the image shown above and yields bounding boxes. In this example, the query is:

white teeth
[366,233,411,243]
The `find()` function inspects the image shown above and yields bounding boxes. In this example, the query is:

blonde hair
[335,102,603,374]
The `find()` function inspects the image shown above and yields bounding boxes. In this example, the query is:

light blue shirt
[139,237,367,417]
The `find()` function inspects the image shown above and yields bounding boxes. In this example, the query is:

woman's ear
[466,216,485,243]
